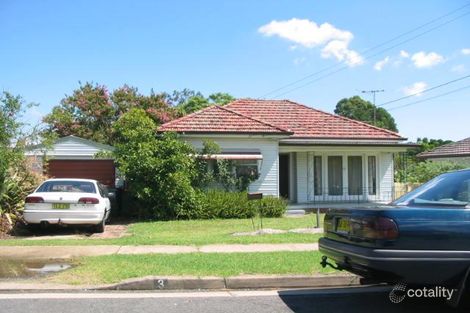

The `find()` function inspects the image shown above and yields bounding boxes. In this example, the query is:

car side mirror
[107,192,115,199]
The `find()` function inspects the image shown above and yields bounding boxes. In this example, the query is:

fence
[306,184,421,204]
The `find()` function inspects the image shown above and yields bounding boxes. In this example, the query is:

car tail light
[78,197,99,204]
[25,196,44,203]
[350,216,399,240]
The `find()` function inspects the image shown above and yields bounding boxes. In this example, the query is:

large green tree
[335,96,398,132]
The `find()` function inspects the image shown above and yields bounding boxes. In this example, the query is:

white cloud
[374,56,390,71]
[402,82,427,96]
[461,48,470,55]
[399,50,410,58]
[451,64,466,73]
[258,18,363,67]
[321,40,363,66]
[411,51,444,68]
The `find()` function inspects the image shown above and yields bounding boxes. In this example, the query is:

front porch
[278,144,406,206]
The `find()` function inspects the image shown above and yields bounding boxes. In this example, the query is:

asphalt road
[0,286,467,313]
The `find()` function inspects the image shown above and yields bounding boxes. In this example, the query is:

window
[394,170,470,206]
[368,156,377,195]
[234,160,259,178]
[328,156,343,195]
[37,181,96,193]
[348,156,363,195]
[314,156,322,195]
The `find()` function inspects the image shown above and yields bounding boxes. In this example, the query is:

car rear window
[394,170,470,207]
[37,181,96,193]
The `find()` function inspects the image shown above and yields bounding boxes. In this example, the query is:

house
[159,99,411,206]
[25,135,117,188]
[417,137,470,167]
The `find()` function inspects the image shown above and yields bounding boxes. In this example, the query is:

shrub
[198,190,255,219]
[255,196,288,218]
[194,190,287,219]
[404,161,466,183]
[0,159,44,232]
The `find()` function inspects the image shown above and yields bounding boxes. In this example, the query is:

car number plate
[52,203,70,209]
[335,218,349,234]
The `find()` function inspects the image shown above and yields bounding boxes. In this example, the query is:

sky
[1,0,469,141]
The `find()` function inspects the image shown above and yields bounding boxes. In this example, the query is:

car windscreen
[36,181,97,194]
[393,170,470,207]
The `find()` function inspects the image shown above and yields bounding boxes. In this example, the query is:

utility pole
[361,89,384,126]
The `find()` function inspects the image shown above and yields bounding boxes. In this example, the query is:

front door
[279,154,289,199]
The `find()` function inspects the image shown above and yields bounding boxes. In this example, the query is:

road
[0,286,466,313]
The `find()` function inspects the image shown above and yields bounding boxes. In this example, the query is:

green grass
[50,251,334,285]
[0,214,324,246]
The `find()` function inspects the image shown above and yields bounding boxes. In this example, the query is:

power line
[378,74,470,107]
[269,9,470,99]
[387,84,470,111]
[259,2,470,99]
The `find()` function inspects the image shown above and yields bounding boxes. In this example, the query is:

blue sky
[1,0,469,141]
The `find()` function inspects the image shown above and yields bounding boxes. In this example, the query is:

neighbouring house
[417,137,470,167]
[159,99,412,207]
[25,135,117,188]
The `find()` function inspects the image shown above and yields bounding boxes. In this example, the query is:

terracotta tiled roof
[417,137,470,158]
[226,99,404,140]
[160,99,405,140]
[158,105,291,134]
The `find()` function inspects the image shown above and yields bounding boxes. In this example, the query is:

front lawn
[0,214,324,246]
[49,251,334,285]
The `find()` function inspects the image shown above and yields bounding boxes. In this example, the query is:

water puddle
[0,260,72,278]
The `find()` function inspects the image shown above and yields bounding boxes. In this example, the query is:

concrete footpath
[0,243,319,259]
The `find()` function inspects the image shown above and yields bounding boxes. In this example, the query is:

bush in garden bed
[184,190,287,220]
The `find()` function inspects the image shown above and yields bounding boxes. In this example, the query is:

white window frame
[309,152,380,202]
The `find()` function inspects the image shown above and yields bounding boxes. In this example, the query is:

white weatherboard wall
[183,136,280,196]
[26,136,114,160]
[379,152,394,202]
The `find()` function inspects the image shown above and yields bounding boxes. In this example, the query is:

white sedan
[23,178,112,233]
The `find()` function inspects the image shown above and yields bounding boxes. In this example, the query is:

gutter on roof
[279,141,419,148]
[417,153,470,159]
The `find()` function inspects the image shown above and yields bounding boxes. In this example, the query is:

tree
[43,82,116,144]
[208,92,235,105]
[176,92,235,115]
[113,109,201,219]
[0,92,44,231]
[0,92,24,204]
[402,161,465,183]
[43,82,179,145]
[164,89,204,107]
[395,137,455,183]
[335,96,398,132]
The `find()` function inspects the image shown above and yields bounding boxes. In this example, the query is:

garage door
[47,160,115,188]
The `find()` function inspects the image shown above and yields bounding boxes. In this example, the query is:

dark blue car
[319,169,470,289]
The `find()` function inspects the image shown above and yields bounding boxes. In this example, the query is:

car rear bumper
[319,237,470,285]
[23,210,105,225]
